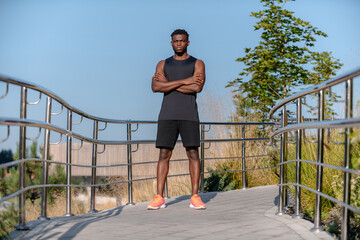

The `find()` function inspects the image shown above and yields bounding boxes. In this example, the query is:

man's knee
[159,148,172,161]
[186,147,200,161]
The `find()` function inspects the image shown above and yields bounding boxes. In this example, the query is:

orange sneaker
[190,194,206,209]
[147,194,166,210]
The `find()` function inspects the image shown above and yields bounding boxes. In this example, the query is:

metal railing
[269,68,360,240]
[0,75,276,231]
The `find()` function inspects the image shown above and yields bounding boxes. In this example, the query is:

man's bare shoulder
[195,59,205,70]
[195,59,205,65]
[156,60,165,72]
[156,60,165,69]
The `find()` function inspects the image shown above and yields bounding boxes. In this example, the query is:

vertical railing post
[39,97,52,220]
[341,78,353,240]
[164,180,169,199]
[64,109,74,217]
[311,89,325,232]
[89,120,99,213]
[293,97,303,219]
[127,123,135,205]
[241,125,247,189]
[15,87,29,230]
[276,106,286,215]
[200,124,205,192]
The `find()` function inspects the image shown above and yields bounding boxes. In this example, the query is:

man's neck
[173,52,189,60]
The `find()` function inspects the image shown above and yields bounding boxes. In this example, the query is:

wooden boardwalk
[10,185,333,240]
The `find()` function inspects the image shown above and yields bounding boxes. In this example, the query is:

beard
[173,47,187,56]
[175,51,185,56]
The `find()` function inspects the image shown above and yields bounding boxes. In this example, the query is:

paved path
[10,185,333,240]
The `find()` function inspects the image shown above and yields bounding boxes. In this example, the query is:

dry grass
[199,91,279,188]
[26,191,86,222]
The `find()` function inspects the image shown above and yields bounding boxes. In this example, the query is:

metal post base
[275,211,285,216]
[63,213,75,217]
[241,187,248,190]
[88,209,99,213]
[126,203,135,206]
[310,227,324,233]
[164,196,170,200]
[38,216,50,221]
[15,224,30,231]
[291,214,304,219]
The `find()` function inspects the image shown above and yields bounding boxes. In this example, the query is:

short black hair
[171,29,189,40]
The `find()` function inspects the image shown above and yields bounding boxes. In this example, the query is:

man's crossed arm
[151,59,205,94]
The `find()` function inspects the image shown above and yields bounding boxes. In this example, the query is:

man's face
[171,34,189,55]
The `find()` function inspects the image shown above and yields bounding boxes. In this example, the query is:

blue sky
[0,0,360,150]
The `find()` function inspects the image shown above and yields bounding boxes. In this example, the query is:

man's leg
[148,120,177,210]
[186,147,206,209]
[157,148,172,196]
[147,148,172,210]
[186,147,200,195]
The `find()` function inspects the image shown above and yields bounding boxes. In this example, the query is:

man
[147,29,206,210]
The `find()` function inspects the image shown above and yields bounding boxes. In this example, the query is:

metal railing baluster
[39,97,52,220]
[292,97,303,219]
[311,89,325,232]
[341,78,353,240]
[276,106,286,215]
[241,125,247,189]
[200,124,205,192]
[127,123,135,205]
[89,120,99,213]
[15,86,29,230]
[64,109,74,217]
[164,180,169,199]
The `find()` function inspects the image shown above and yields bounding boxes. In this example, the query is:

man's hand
[183,74,204,85]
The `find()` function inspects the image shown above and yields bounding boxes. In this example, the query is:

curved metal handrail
[0,117,154,145]
[279,183,360,214]
[0,153,278,171]
[269,68,360,118]
[0,75,277,127]
[0,117,271,146]
[279,159,360,175]
[270,118,360,138]
[0,75,157,124]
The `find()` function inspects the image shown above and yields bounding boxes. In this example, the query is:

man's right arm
[151,60,202,93]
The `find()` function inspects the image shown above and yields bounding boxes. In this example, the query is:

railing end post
[88,209,99,213]
[291,213,304,219]
[275,211,285,216]
[310,226,324,233]
[15,224,30,231]
[63,213,75,217]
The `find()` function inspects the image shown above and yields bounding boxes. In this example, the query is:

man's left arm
[176,59,205,94]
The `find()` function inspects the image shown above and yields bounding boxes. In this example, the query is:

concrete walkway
[10,185,333,240]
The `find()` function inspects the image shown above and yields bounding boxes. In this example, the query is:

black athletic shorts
[156,120,200,150]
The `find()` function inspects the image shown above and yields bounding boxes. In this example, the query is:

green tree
[1,141,66,204]
[226,0,342,120]
[0,149,13,166]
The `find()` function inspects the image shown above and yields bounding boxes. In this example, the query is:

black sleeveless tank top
[158,55,199,121]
